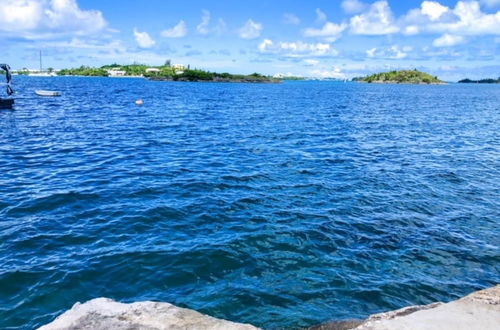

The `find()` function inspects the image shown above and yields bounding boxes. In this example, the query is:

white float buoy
[135,99,143,106]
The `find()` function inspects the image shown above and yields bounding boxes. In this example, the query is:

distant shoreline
[14,74,281,83]
[458,78,499,84]
[13,64,282,84]
[14,73,144,79]
[148,76,281,84]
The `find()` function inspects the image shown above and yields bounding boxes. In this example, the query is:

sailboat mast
[39,50,42,72]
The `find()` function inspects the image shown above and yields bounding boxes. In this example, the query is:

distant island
[458,78,499,84]
[353,70,445,84]
[16,63,280,83]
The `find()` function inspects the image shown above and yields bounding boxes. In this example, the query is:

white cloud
[433,33,464,46]
[480,0,500,8]
[239,19,262,39]
[304,59,320,66]
[42,38,125,52]
[197,10,210,34]
[404,25,420,35]
[365,45,410,59]
[195,10,226,35]
[303,22,347,42]
[310,67,346,79]
[366,47,377,57]
[391,47,409,59]
[350,1,399,35]
[0,0,106,39]
[316,8,327,23]
[421,1,449,21]
[341,0,367,14]
[161,20,187,38]
[401,1,500,36]
[283,13,301,25]
[439,65,457,71]
[258,39,338,57]
[258,39,273,52]
[420,47,463,58]
[133,28,155,48]
[444,1,500,35]
[214,18,227,34]
[280,41,333,55]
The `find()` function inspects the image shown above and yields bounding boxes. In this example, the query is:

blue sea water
[0,76,499,329]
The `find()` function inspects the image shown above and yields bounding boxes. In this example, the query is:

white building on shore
[106,68,126,77]
[172,64,185,74]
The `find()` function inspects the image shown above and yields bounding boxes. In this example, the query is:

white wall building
[107,68,126,77]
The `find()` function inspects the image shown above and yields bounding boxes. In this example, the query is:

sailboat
[31,50,62,97]
[29,51,56,77]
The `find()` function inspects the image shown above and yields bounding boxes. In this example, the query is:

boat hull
[35,90,61,97]
[0,98,14,109]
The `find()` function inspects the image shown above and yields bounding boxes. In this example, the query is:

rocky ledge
[314,285,500,330]
[38,298,258,330]
[40,285,499,330]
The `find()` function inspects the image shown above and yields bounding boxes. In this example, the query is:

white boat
[35,90,61,97]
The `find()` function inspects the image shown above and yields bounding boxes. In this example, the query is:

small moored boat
[0,63,14,109]
[35,90,61,97]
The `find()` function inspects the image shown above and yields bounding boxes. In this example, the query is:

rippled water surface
[1,76,499,329]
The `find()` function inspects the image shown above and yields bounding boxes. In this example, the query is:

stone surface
[353,285,500,330]
[310,285,499,330]
[38,298,259,330]
[309,320,364,330]
[40,286,500,330]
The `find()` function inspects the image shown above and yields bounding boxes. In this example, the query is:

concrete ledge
[315,285,499,330]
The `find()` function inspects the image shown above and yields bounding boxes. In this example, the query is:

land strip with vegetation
[50,63,280,83]
[458,77,499,83]
[148,70,280,83]
[353,70,444,84]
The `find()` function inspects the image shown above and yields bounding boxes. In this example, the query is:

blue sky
[1,0,499,80]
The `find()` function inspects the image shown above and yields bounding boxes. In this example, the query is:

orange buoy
[135,99,143,106]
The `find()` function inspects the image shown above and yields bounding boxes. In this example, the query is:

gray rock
[38,298,259,330]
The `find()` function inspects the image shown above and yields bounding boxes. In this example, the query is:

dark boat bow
[0,63,14,109]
